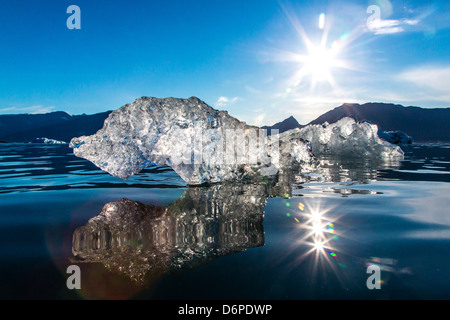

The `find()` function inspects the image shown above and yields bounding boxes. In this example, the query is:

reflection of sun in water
[298,202,345,283]
[313,240,324,251]
[283,198,348,280]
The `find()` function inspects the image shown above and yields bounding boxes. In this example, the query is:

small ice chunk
[33,137,67,144]
[378,130,413,145]
[283,117,404,159]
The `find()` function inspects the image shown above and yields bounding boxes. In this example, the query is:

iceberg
[70,97,403,185]
[70,96,315,185]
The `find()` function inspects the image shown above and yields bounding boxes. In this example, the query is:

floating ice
[378,130,413,145]
[33,137,67,144]
[70,98,403,185]
[70,96,315,185]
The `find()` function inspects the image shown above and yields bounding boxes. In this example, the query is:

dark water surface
[0,143,449,299]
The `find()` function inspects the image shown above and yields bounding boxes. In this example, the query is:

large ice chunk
[70,96,315,185]
[70,98,403,185]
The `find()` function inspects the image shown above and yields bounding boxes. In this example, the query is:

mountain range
[0,102,449,143]
[261,116,301,134]
[0,111,111,143]
[262,102,450,142]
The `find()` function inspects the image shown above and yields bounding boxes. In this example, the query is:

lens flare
[318,13,325,30]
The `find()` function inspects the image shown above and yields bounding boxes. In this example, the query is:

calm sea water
[0,143,449,299]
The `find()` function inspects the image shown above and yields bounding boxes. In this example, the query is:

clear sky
[1,0,449,125]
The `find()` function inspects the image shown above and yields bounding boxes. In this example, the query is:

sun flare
[304,45,338,83]
[278,5,359,93]
[292,40,344,91]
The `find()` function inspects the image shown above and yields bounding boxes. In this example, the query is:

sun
[302,44,338,85]
[277,5,359,93]
[291,37,345,91]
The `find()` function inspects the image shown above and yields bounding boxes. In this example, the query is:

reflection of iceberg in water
[72,183,273,282]
[296,156,402,184]
[286,156,402,197]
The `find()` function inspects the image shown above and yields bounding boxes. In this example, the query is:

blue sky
[1,0,449,125]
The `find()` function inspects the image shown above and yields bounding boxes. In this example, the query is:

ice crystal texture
[70,97,403,185]
[287,117,404,159]
[70,97,314,185]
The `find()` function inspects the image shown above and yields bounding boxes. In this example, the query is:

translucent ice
[70,98,403,185]
[285,117,404,159]
[70,96,315,185]
[378,130,413,145]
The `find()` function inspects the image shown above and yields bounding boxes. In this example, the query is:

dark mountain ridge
[0,111,112,143]
[308,103,450,142]
[261,115,302,134]
[1,102,449,143]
